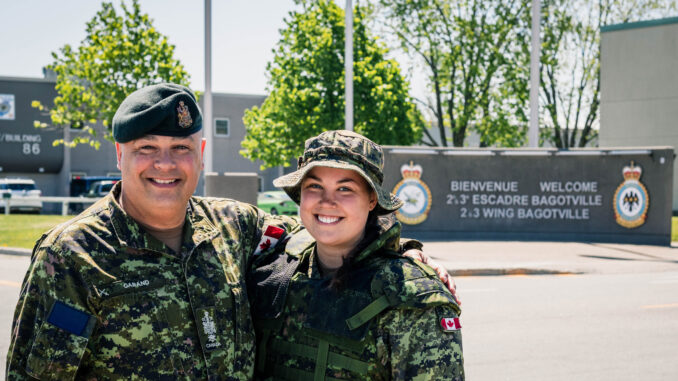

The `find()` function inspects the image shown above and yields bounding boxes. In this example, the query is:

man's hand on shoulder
[402,249,460,306]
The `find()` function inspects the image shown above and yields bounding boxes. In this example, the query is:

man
[7,83,453,380]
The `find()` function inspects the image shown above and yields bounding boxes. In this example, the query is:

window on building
[258,176,263,192]
[215,118,230,137]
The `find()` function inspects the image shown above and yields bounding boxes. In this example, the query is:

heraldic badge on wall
[392,161,432,225]
[613,161,649,229]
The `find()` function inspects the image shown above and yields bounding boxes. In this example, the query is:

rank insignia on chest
[254,225,286,255]
[440,317,461,332]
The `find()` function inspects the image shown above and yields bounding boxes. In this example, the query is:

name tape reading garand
[123,280,150,289]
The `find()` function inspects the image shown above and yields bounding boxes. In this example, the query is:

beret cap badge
[176,101,193,129]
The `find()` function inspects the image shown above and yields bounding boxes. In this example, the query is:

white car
[0,178,42,213]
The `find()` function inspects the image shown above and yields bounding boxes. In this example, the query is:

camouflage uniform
[7,182,298,380]
[248,215,464,380]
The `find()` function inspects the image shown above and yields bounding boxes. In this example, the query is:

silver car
[0,178,42,213]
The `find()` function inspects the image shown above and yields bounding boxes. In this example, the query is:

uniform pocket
[26,321,90,381]
[94,289,175,376]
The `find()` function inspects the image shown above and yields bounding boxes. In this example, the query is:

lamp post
[345,0,353,131]
[204,0,214,173]
[528,0,541,147]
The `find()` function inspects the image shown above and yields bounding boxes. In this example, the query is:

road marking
[0,280,21,288]
[641,303,678,309]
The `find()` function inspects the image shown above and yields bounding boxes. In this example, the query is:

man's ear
[115,143,122,170]
[369,192,377,211]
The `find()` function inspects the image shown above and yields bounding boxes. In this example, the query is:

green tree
[538,0,676,148]
[32,0,191,148]
[375,0,530,147]
[241,0,424,169]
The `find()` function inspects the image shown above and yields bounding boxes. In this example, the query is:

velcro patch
[46,300,96,337]
[254,225,286,255]
[440,317,461,332]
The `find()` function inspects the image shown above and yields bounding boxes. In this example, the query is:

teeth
[318,215,340,224]
[154,179,176,184]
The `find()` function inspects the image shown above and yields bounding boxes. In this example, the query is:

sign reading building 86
[0,133,41,155]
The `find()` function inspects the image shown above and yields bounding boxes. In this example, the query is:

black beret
[112,83,203,143]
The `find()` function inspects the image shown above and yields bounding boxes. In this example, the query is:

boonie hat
[112,83,202,143]
[273,130,403,215]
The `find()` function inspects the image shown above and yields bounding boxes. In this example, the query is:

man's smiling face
[116,132,205,221]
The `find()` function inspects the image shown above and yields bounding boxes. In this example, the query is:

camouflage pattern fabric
[6,182,299,380]
[248,215,464,380]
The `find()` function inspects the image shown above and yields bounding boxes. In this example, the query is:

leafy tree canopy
[33,0,191,148]
[375,0,530,148]
[242,0,424,169]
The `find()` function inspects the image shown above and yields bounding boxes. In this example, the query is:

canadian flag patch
[440,317,461,332]
[254,225,286,255]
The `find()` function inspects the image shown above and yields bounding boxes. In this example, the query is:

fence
[2,197,101,216]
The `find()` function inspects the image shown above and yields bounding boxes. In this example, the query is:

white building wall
[600,18,678,211]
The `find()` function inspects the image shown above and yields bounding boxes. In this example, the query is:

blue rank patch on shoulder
[46,300,95,337]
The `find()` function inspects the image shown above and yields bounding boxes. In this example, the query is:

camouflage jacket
[6,182,299,381]
[247,215,464,381]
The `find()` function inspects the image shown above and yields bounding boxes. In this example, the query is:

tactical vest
[248,229,459,381]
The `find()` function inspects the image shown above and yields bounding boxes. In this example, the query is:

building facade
[600,17,678,211]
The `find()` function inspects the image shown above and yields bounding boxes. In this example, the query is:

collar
[286,214,402,278]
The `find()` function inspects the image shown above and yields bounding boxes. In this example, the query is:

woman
[248,130,464,380]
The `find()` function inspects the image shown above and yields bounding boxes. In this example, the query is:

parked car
[0,178,42,213]
[70,176,121,197]
[86,180,118,198]
[69,176,121,213]
[257,191,298,215]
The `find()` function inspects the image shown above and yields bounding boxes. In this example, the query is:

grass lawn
[1,215,677,250]
[0,215,72,249]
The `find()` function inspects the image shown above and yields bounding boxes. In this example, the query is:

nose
[319,190,337,207]
[154,149,176,171]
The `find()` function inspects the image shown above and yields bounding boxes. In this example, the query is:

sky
[0,0,309,95]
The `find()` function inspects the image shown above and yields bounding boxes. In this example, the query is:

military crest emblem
[613,161,649,228]
[392,161,432,225]
[0,94,15,120]
[176,100,193,128]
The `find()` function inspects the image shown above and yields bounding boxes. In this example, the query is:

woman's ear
[369,192,377,211]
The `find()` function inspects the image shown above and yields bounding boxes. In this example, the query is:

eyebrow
[305,174,357,184]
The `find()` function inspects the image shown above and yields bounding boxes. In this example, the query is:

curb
[448,268,579,277]
[0,247,31,257]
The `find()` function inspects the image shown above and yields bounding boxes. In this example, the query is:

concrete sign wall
[382,147,674,245]
[205,172,258,205]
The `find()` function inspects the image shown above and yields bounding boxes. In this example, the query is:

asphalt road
[457,272,678,380]
[0,254,677,380]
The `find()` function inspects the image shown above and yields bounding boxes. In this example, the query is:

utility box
[204,172,258,205]
[382,146,674,245]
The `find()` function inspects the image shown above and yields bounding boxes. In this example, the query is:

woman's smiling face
[299,166,377,259]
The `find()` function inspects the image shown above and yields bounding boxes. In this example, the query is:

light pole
[528,0,541,147]
[204,0,214,173]
[345,0,353,131]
